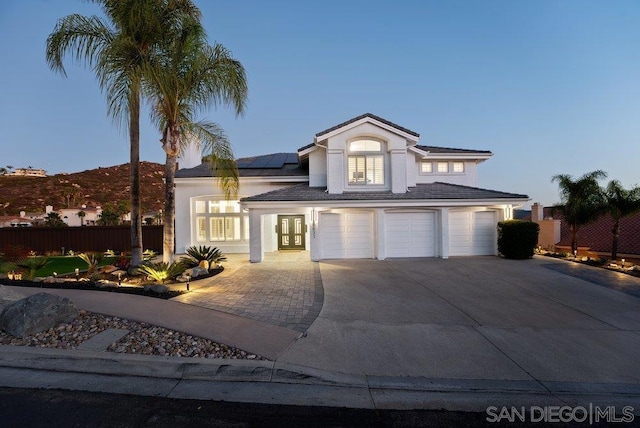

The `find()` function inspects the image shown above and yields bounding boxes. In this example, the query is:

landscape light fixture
[117,272,122,286]
[622,259,626,268]
[186,273,191,292]
[75,268,79,280]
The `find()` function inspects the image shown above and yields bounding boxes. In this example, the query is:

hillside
[0,162,165,215]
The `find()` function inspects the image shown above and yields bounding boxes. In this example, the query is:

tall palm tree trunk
[611,220,620,261]
[570,225,578,255]
[163,153,177,263]
[129,88,143,266]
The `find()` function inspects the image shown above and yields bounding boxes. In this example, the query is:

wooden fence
[0,226,163,255]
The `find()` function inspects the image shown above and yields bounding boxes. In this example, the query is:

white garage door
[321,212,373,259]
[449,211,496,256]
[385,212,436,257]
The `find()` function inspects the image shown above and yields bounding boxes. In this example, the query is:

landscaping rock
[186,266,208,278]
[0,293,79,338]
[0,286,26,313]
[144,283,169,294]
[100,265,118,274]
[111,270,127,279]
[96,280,119,289]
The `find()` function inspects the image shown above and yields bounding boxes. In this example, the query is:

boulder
[0,293,79,338]
[100,265,118,274]
[144,283,169,294]
[185,266,208,278]
[96,280,119,289]
[0,285,26,313]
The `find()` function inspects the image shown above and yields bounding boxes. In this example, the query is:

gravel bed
[0,310,265,361]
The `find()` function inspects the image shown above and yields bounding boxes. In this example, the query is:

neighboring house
[0,216,33,227]
[175,113,529,262]
[6,168,47,177]
[55,205,103,227]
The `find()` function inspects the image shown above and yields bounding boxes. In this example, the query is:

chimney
[531,202,543,222]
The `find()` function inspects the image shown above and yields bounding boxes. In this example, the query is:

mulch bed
[0,266,223,300]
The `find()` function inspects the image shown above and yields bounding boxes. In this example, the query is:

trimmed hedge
[497,220,540,259]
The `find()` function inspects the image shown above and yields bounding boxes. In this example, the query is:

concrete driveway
[277,256,640,387]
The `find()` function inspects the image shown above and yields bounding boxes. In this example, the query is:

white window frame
[453,162,465,173]
[437,162,449,173]
[347,138,386,187]
[193,198,247,243]
[420,161,433,174]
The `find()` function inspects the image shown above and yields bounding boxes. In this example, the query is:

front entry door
[277,215,305,250]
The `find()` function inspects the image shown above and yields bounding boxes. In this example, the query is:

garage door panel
[449,211,496,256]
[385,212,436,258]
[321,212,373,259]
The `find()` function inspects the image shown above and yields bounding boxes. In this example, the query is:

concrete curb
[3,345,640,412]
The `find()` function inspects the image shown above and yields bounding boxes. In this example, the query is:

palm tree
[144,20,247,263]
[77,210,86,226]
[46,0,200,266]
[552,170,607,255]
[603,180,640,261]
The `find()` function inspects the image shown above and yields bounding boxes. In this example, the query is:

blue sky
[1,1,639,208]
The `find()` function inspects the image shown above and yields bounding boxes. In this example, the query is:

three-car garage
[319,209,497,260]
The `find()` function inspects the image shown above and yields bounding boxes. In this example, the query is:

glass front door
[277,215,305,250]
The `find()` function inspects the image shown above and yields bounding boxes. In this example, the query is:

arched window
[347,139,384,185]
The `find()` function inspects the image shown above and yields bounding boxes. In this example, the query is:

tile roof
[242,182,528,202]
[315,113,420,138]
[297,142,315,152]
[175,153,308,178]
[415,145,493,155]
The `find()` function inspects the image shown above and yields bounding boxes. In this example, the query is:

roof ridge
[315,113,420,138]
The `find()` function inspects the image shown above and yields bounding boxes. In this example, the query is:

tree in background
[552,170,607,255]
[46,0,201,266]
[144,13,247,263]
[77,210,86,226]
[602,180,640,261]
[44,212,67,228]
[97,204,121,226]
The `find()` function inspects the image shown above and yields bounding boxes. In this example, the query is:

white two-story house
[175,113,529,262]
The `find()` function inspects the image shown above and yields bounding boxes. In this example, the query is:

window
[347,139,385,185]
[453,162,465,173]
[193,198,247,242]
[420,162,433,173]
[437,162,449,173]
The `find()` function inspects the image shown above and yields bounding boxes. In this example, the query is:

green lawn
[34,256,119,277]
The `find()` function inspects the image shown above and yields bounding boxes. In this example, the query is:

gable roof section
[242,182,528,203]
[176,153,307,178]
[315,113,420,139]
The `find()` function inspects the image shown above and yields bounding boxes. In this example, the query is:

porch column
[440,208,449,259]
[249,209,264,263]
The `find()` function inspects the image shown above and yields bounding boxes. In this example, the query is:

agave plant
[79,252,104,275]
[138,261,185,283]
[181,246,226,268]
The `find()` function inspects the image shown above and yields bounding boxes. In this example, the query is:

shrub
[113,256,132,271]
[14,257,51,280]
[181,246,226,268]
[1,244,30,263]
[138,261,185,283]
[142,249,157,261]
[497,220,540,259]
[79,252,104,275]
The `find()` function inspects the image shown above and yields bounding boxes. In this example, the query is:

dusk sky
[1,0,639,208]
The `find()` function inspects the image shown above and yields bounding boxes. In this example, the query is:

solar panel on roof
[264,153,287,168]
